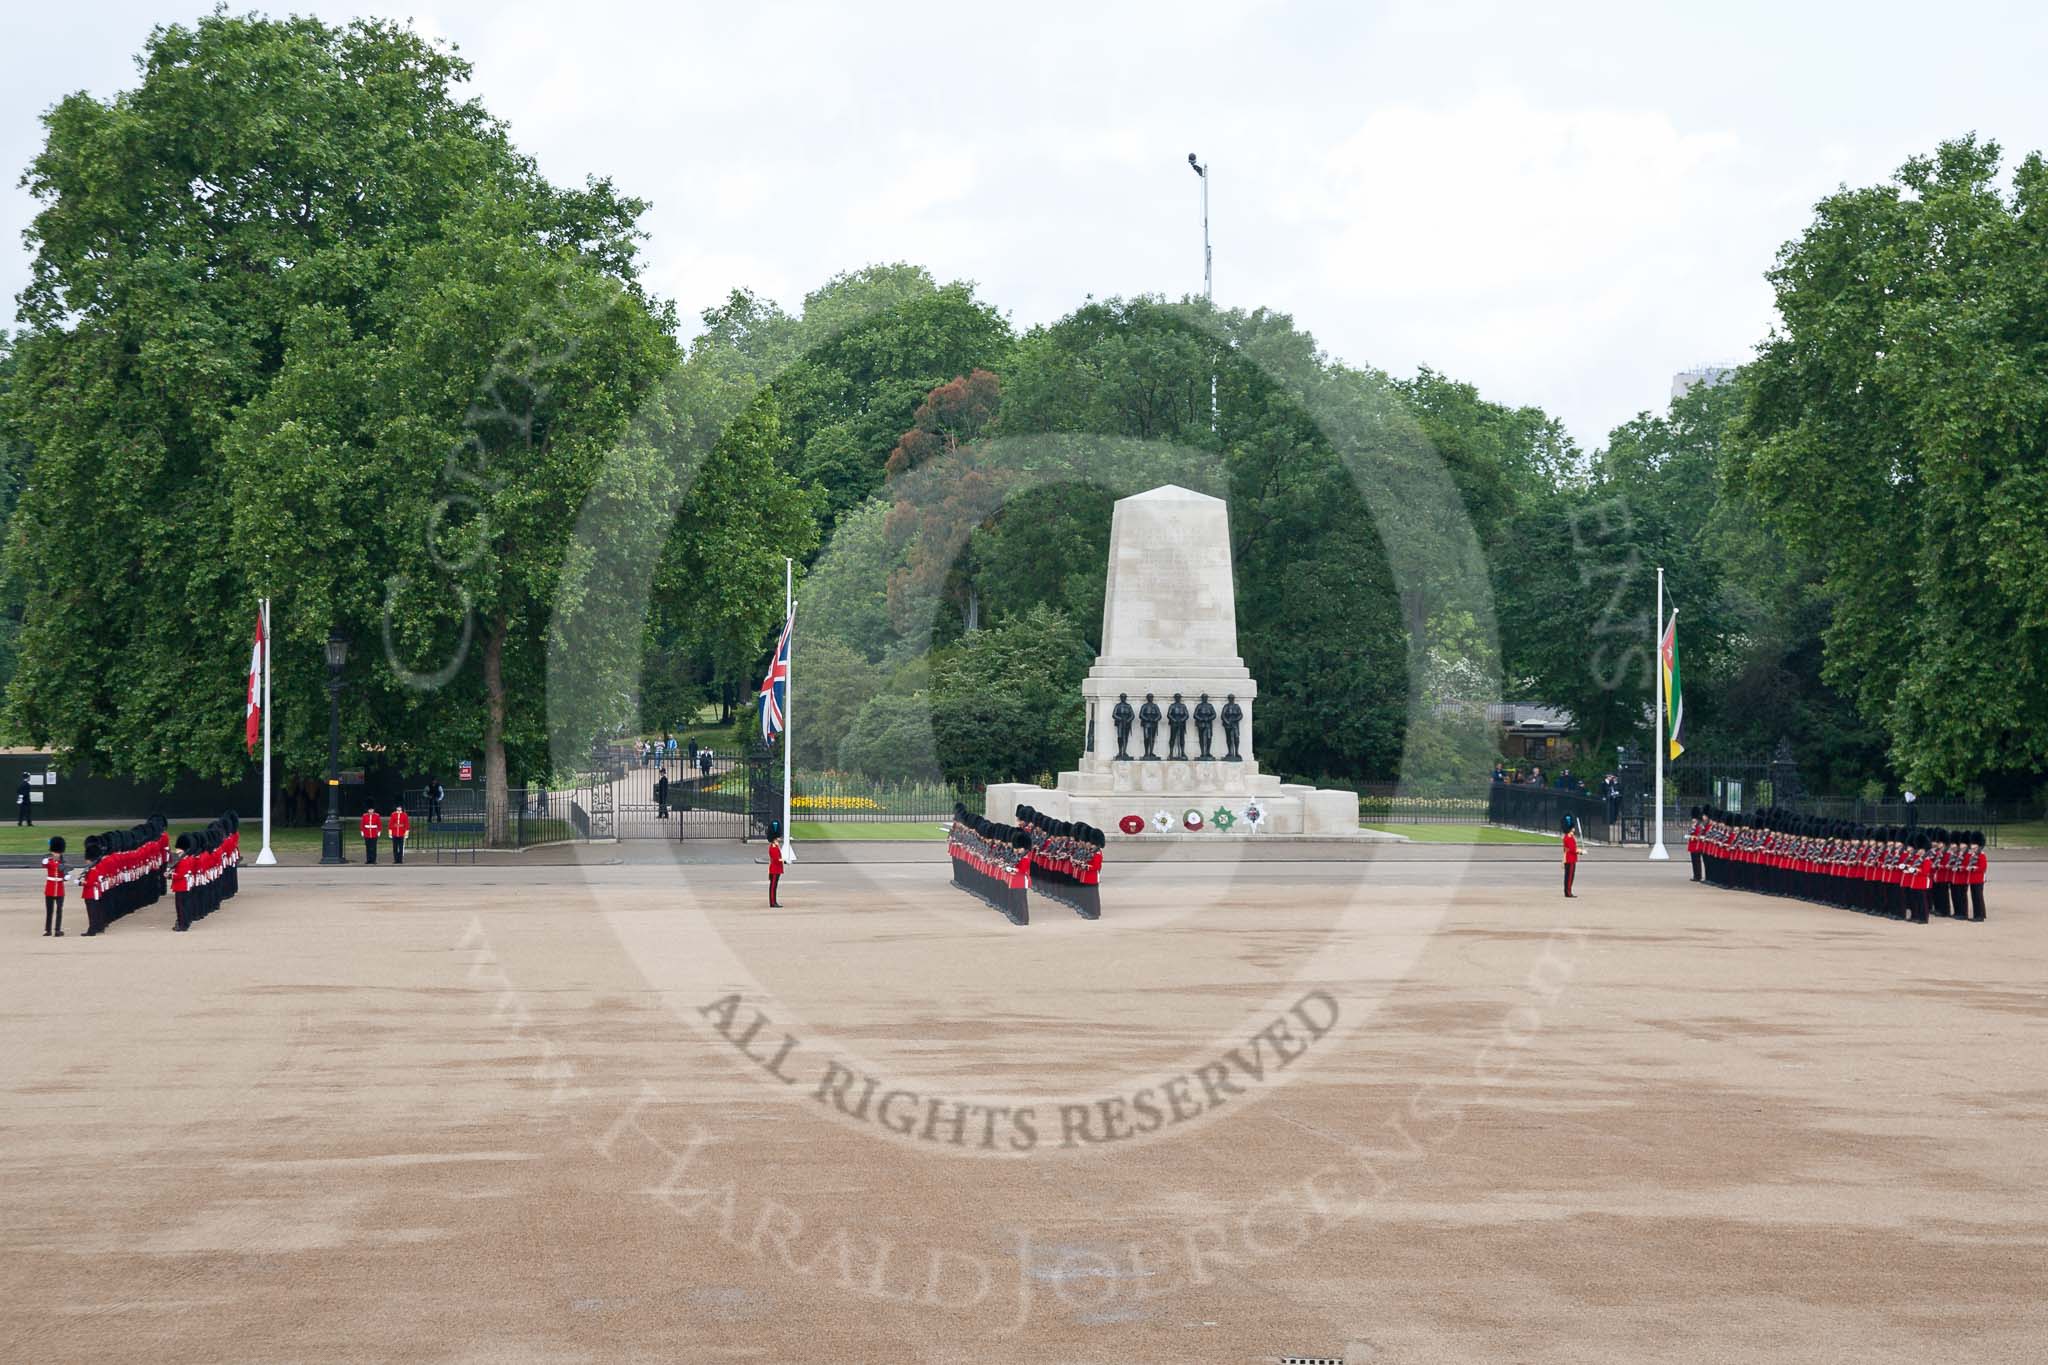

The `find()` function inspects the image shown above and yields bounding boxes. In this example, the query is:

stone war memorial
[987,485,1366,836]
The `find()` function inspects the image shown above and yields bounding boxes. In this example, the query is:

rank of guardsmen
[76,815,171,935]
[1686,806,1988,924]
[1014,805,1106,920]
[947,805,1036,926]
[38,811,244,937]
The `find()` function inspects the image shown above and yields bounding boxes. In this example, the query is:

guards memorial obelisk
[986,485,1363,836]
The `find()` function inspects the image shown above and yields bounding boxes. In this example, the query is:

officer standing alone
[42,835,65,936]
[16,771,32,827]
[1563,816,1582,898]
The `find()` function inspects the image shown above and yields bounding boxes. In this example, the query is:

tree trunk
[483,611,511,847]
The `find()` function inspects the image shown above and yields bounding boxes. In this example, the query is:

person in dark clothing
[16,772,32,827]
[655,772,670,820]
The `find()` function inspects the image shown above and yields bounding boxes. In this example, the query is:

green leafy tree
[837,693,937,781]
[1,14,702,840]
[1732,136,2048,791]
[0,332,26,707]
[788,636,883,770]
[10,15,525,787]
[802,496,901,663]
[927,603,1092,783]
[774,266,1013,525]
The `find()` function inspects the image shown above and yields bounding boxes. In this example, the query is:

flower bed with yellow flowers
[791,794,884,812]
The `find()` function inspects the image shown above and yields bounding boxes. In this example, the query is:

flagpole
[781,557,794,862]
[1649,567,1669,861]
[256,597,277,865]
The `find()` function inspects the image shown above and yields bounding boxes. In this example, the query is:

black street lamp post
[319,629,349,865]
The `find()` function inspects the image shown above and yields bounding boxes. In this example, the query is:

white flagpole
[1649,567,1669,860]
[256,596,278,865]
[781,557,794,862]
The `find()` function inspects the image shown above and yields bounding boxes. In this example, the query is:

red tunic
[360,810,381,840]
[43,853,63,898]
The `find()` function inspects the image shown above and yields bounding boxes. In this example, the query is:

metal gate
[600,744,777,840]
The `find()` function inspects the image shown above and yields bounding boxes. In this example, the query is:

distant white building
[1671,365,1736,401]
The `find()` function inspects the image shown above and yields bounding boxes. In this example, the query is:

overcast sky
[4,1,2045,448]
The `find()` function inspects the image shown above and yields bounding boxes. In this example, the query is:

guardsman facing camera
[42,835,65,936]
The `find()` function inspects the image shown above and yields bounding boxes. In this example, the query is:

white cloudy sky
[4,0,2046,447]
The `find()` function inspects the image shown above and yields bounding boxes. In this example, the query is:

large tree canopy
[1732,137,2048,792]
[1,13,815,838]
[3,24,2037,810]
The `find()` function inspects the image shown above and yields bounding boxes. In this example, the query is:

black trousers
[16,803,30,826]
[364,836,378,864]
[1690,851,1702,881]
[391,837,405,864]
[45,894,62,933]
[768,872,780,907]
[174,890,188,928]
[1564,863,1576,896]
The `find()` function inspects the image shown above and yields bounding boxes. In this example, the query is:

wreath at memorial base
[1211,806,1237,831]
[1118,814,1145,835]
[1151,809,1173,833]
[1181,808,1204,832]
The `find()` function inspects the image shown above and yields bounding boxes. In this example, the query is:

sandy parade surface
[3,838,2045,1364]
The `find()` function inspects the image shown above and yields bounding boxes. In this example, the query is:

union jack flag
[758,609,793,742]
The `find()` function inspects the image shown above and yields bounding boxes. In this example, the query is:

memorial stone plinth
[986,485,1364,836]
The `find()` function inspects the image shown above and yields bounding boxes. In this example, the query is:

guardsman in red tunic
[1562,818,1581,898]
[388,806,410,865]
[360,807,382,865]
[767,828,784,907]
[42,835,66,936]
[1968,832,1988,921]
[170,834,195,932]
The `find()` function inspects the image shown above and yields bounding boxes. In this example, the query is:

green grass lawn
[1365,822,1558,845]
[790,821,948,842]
[1994,819,2048,848]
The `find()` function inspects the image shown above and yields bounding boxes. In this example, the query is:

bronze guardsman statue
[1166,693,1190,760]
[1111,693,1136,761]
[1138,694,1163,760]
[1193,693,1217,760]
[1220,694,1244,761]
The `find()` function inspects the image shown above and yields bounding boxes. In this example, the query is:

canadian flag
[245,607,265,756]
